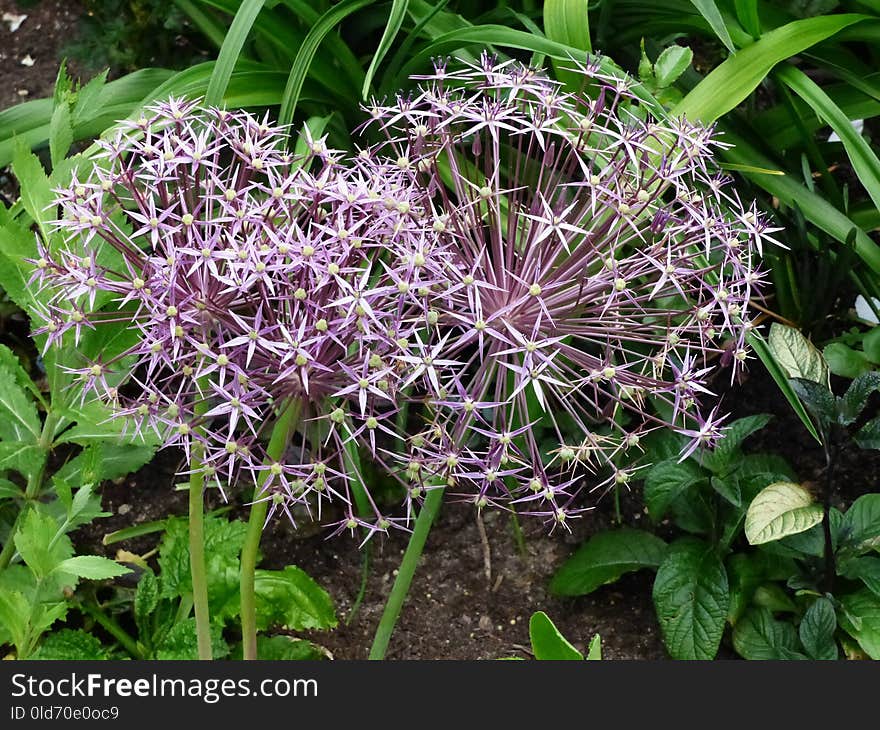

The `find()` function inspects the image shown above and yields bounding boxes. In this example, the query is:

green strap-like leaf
[689,0,735,53]
[278,0,376,128]
[777,64,880,214]
[675,14,869,123]
[544,0,591,52]
[205,0,267,107]
[362,0,409,99]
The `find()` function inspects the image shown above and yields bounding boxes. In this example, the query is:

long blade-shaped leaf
[278,0,376,127]
[205,0,266,106]
[721,126,880,275]
[776,64,880,213]
[544,0,591,52]
[363,0,409,99]
[675,14,869,123]
[689,0,736,53]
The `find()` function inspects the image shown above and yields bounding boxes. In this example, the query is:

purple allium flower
[34,98,451,540]
[362,55,778,529]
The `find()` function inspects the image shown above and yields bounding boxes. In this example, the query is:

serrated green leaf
[0,442,45,481]
[767,323,829,385]
[550,528,667,596]
[11,139,53,241]
[254,566,337,631]
[49,103,73,168]
[839,589,880,659]
[643,459,707,520]
[0,344,43,403]
[33,629,109,660]
[134,569,159,637]
[733,607,800,660]
[654,45,693,88]
[55,555,131,580]
[529,611,583,660]
[745,482,824,545]
[155,618,228,660]
[652,538,729,660]
[0,589,30,652]
[14,509,73,578]
[159,516,247,608]
[0,366,40,443]
[799,597,839,660]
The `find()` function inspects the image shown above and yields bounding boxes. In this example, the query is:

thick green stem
[0,411,61,570]
[188,442,212,660]
[80,600,143,659]
[369,486,444,660]
[241,400,301,661]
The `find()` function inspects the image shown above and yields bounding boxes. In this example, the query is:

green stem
[80,600,143,659]
[0,411,61,570]
[369,486,444,660]
[188,441,212,660]
[241,399,301,661]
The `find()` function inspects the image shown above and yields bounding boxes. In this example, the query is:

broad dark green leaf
[799,597,838,660]
[652,538,729,660]
[839,372,880,425]
[155,618,229,660]
[643,459,707,520]
[855,417,880,450]
[550,528,667,596]
[733,607,800,659]
[824,342,871,379]
[841,494,880,551]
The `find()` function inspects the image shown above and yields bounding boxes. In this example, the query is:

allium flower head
[363,55,777,528]
[34,98,451,540]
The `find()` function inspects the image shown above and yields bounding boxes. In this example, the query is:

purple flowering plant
[34,57,776,660]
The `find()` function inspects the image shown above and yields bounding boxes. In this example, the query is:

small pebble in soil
[118,504,131,516]
[20,55,34,67]
[478,615,493,631]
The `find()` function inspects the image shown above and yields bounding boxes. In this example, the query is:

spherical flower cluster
[34,98,451,539]
[362,55,778,527]
[35,55,776,537]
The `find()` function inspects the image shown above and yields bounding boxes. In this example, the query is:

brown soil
[0,1,83,110]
